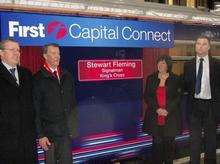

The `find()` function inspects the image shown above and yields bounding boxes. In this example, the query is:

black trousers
[152,127,175,164]
[0,138,37,164]
[189,99,217,164]
[45,136,72,164]
[0,149,37,164]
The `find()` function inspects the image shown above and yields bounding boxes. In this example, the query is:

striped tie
[9,68,17,82]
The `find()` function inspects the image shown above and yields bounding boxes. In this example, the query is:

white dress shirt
[194,55,211,99]
[49,67,60,80]
[1,61,19,85]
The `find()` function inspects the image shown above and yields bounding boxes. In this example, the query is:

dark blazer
[143,72,181,137]
[0,62,37,163]
[183,56,220,119]
[33,67,78,141]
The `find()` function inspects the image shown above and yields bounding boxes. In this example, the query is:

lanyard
[43,62,61,79]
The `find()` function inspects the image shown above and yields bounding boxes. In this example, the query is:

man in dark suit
[33,43,77,164]
[183,35,220,164]
[0,38,37,163]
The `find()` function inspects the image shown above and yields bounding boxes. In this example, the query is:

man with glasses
[0,38,37,163]
[33,43,78,164]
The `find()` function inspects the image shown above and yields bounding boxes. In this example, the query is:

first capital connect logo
[47,21,67,39]
[8,21,67,40]
[7,20,172,44]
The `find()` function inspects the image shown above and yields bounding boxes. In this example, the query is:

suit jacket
[143,72,181,137]
[33,67,78,141]
[0,62,37,163]
[183,56,220,119]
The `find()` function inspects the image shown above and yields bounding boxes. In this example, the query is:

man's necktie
[53,71,59,81]
[9,68,17,82]
[195,58,204,95]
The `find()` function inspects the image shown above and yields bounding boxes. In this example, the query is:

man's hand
[39,137,51,151]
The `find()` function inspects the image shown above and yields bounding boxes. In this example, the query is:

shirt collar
[43,62,58,73]
[196,55,209,63]
[50,67,58,73]
[1,61,17,70]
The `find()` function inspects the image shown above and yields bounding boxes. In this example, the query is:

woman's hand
[39,137,51,151]
[156,108,168,116]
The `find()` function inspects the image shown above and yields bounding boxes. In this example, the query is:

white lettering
[87,61,112,68]
[69,23,118,42]
[9,21,19,37]
[113,61,136,69]
[122,26,171,42]
[8,21,45,38]
[69,24,81,38]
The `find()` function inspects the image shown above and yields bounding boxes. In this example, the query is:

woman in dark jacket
[143,55,181,164]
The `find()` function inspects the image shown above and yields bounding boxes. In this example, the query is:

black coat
[0,62,37,164]
[33,67,78,141]
[143,72,181,137]
[183,56,220,120]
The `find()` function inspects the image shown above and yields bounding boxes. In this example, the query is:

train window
[144,0,166,4]
[173,0,187,6]
[197,0,206,7]
[145,0,186,5]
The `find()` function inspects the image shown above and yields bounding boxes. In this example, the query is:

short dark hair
[0,38,18,50]
[196,35,211,45]
[157,55,173,73]
[42,43,59,54]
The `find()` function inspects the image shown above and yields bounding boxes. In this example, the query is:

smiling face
[195,38,210,57]
[157,60,168,74]
[43,45,60,69]
[0,40,20,67]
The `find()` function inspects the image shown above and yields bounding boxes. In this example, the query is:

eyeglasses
[3,48,22,53]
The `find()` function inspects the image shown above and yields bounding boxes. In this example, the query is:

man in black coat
[0,38,37,164]
[183,35,220,164]
[33,43,77,164]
